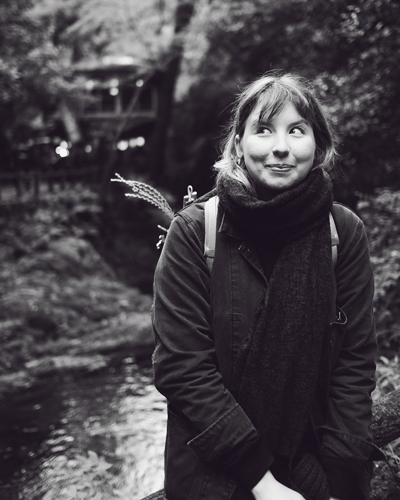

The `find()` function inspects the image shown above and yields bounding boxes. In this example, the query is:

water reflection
[0,357,167,499]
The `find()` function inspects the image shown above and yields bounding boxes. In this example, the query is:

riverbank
[0,187,158,399]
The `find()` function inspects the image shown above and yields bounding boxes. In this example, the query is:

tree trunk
[99,76,152,202]
[147,0,195,179]
[59,100,82,144]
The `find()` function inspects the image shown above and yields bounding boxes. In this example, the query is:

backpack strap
[330,212,339,269]
[204,195,339,271]
[204,196,218,272]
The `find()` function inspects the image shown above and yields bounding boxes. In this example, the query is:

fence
[0,167,100,201]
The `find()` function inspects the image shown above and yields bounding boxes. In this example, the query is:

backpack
[203,195,339,272]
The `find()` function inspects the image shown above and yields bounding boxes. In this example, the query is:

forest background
[1,0,400,499]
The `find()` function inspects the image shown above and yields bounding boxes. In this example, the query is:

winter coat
[152,199,382,500]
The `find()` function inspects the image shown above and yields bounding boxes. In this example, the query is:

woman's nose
[272,135,289,159]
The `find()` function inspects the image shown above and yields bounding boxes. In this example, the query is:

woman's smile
[235,101,316,199]
[266,163,294,172]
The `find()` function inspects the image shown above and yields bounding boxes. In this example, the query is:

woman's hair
[213,71,337,191]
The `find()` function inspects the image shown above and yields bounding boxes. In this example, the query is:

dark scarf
[217,168,333,499]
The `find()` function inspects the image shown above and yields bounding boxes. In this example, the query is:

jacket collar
[218,209,244,240]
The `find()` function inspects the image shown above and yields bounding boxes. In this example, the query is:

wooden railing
[0,167,100,201]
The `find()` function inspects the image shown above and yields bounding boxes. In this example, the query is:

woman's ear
[234,134,243,159]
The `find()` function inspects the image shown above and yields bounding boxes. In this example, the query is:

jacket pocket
[165,406,241,500]
[187,460,239,500]
[319,426,385,465]
[165,406,202,500]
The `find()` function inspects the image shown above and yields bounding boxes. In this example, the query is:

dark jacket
[152,199,381,500]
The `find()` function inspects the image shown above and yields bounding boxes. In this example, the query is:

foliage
[1,0,197,177]
[170,0,400,198]
[5,0,399,197]
[28,0,188,69]
[0,187,153,376]
[0,0,82,148]
[62,0,178,66]
[361,188,400,498]
[372,438,400,500]
[314,0,400,194]
[374,356,400,401]
[358,189,400,351]
[373,356,400,499]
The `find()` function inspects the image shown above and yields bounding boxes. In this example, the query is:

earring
[235,156,245,169]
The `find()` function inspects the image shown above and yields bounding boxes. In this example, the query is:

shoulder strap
[204,196,218,272]
[330,212,339,269]
[204,196,339,272]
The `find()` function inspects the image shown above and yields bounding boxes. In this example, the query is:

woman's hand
[251,470,305,500]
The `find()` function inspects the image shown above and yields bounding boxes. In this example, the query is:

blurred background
[0,0,400,499]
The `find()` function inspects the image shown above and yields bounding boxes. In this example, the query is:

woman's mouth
[266,164,294,172]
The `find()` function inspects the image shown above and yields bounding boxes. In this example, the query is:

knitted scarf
[217,168,333,499]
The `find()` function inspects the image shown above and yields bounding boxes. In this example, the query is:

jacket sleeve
[152,210,273,489]
[320,206,380,499]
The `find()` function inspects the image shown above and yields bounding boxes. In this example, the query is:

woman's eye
[257,126,272,135]
[290,126,305,135]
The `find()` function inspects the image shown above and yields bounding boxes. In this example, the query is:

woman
[151,72,380,500]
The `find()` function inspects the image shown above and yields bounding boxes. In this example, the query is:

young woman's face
[235,101,316,199]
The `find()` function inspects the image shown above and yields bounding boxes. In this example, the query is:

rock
[372,387,400,448]
[25,355,108,376]
[18,236,115,279]
[0,371,35,401]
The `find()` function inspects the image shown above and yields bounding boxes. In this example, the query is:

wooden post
[60,171,66,191]
[48,171,54,193]
[16,172,22,198]
[33,172,39,200]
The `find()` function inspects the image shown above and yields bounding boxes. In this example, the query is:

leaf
[88,450,99,463]
[76,482,91,491]
[96,461,113,472]
[81,461,94,473]
[380,356,390,366]
[102,483,114,496]
[42,491,54,500]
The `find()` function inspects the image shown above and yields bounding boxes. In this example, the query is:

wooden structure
[74,55,159,144]
[5,56,162,198]
[0,168,99,201]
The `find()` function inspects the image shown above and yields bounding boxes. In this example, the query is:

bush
[358,189,400,353]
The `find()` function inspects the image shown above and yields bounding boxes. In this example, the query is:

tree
[0,0,81,167]
[147,0,196,180]
[29,0,197,193]
[1,0,198,188]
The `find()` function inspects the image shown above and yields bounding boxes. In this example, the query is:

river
[0,356,167,500]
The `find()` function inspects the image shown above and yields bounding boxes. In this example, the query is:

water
[0,357,167,500]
